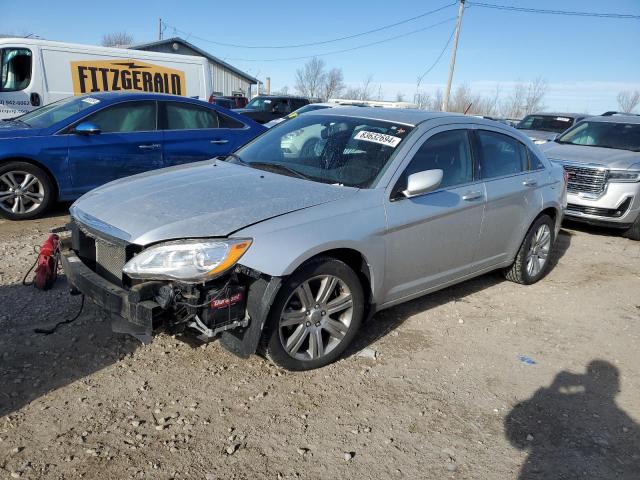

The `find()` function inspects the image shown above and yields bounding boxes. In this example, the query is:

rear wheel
[504,215,555,285]
[622,215,640,241]
[0,162,53,220]
[261,258,364,371]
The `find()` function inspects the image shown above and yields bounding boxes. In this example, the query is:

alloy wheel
[526,224,551,278]
[0,171,45,215]
[279,275,354,361]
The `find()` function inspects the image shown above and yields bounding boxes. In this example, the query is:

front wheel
[622,215,640,241]
[0,162,54,220]
[261,258,364,371]
[504,214,555,285]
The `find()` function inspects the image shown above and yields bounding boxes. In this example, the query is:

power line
[221,18,457,62]
[163,1,456,49]
[417,24,457,85]
[466,1,640,19]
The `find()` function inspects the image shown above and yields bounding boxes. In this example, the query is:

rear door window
[0,48,32,92]
[163,102,219,130]
[476,130,528,179]
[83,101,157,133]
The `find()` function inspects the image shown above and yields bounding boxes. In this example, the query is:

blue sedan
[0,92,266,219]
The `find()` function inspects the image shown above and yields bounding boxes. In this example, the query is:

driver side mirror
[402,169,443,198]
[73,122,101,135]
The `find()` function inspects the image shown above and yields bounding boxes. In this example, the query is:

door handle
[523,179,538,187]
[138,144,161,150]
[210,139,229,144]
[30,92,41,107]
[462,191,483,201]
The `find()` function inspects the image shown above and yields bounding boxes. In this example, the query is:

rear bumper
[60,246,158,342]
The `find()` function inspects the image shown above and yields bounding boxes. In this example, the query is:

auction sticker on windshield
[354,130,402,147]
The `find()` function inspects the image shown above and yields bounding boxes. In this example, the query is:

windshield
[245,97,276,111]
[517,115,574,133]
[556,121,640,152]
[234,114,413,188]
[15,96,99,128]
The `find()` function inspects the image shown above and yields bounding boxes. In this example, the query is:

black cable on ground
[21,245,40,286]
[34,295,85,335]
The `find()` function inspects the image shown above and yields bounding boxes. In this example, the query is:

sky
[2,0,639,113]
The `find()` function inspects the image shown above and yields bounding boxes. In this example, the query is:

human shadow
[347,229,572,355]
[0,276,138,418]
[505,360,640,479]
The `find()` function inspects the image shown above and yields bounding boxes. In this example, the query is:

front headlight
[123,239,252,282]
[608,170,640,183]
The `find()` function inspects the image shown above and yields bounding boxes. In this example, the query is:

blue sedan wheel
[0,162,53,220]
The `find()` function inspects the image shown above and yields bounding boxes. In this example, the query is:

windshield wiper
[249,162,310,180]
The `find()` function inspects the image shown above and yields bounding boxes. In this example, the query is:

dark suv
[234,96,310,124]
[208,94,249,109]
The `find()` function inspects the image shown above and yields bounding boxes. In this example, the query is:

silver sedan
[62,108,566,370]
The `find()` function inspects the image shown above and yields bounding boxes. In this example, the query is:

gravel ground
[1,206,639,480]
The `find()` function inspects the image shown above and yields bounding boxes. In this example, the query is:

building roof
[130,37,258,84]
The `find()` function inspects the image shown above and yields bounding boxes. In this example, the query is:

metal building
[130,37,259,98]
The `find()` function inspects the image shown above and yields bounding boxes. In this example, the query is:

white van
[0,38,212,119]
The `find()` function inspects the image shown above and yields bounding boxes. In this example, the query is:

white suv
[541,114,640,239]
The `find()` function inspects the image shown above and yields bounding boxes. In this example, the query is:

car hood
[0,121,42,138]
[71,160,356,246]
[540,142,640,169]
[518,129,558,141]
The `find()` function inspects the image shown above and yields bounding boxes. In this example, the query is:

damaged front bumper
[60,244,159,343]
[59,236,281,357]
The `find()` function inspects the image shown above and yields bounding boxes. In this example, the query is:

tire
[261,257,364,371]
[622,215,640,241]
[0,161,54,220]
[504,214,555,285]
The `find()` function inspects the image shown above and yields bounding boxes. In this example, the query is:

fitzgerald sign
[70,59,186,95]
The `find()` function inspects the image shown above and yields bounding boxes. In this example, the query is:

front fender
[233,189,387,304]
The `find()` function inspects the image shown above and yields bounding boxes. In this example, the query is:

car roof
[303,107,474,126]
[525,112,586,118]
[583,114,640,125]
[75,91,209,104]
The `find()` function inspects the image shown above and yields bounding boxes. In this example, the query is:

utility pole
[442,0,465,112]
[158,18,163,41]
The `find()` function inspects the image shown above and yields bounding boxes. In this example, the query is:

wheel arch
[290,247,375,318]
[0,156,61,201]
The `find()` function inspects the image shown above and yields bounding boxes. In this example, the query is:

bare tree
[295,57,326,99]
[414,91,432,109]
[321,68,345,101]
[523,77,547,116]
[344,75,375,101]
[617,90,640,113]
[500,79,547,119]
[272,85,290,96]
[395,92,405,102]
[101,31,134,48]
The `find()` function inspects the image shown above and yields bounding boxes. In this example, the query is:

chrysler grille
[95,238,127,284]
[562,164,607,195]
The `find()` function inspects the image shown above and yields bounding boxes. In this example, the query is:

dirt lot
[1,206,639,479]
